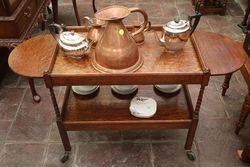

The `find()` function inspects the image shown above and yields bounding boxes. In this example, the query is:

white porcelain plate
[72,86,99,95]
[155,84,182,94]
[129,97,157,118]
[111,85,138,95]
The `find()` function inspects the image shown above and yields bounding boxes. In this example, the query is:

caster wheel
[33,95,41,103]
[186,150,196,161]
[60,153,69,163]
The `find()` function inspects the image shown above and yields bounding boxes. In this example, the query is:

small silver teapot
[160,12,202,52]
[49,23,92,59]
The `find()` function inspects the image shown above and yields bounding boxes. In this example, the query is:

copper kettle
[92,5,149,73]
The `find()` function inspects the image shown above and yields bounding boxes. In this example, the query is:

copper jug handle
[129,7,149,37]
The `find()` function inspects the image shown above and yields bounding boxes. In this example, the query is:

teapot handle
[48,23,66,43]
[188,12,202,35]
[129,7,149,37]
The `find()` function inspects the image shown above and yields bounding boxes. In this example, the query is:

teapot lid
[60,31,86,46]
[163,19,189,34]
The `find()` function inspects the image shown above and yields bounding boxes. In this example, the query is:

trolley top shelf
[46,25,210,86]
[9,25,246,86]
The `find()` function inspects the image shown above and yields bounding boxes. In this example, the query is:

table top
[48,30,207,86]
[193,31,247,76]
[8,34,57,78]
[53,31,203,75]
[8,28,246,81]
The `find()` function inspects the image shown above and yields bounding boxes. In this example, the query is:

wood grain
[193,30,247,76]
[8,34,57,78]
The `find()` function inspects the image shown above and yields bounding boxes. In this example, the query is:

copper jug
[92,5,149,73]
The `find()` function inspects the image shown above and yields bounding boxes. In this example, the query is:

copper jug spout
[92,5,148,73]
[82,16,105,48]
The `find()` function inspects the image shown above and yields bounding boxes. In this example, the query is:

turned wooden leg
[185,85,205,150]
[222,73,233,96]
[49,87,71,163]
[93,0,97,13]
[72,0,81,26]
[28,78,41,103]
[235,94,250,135]
[185,84,206,161]
[51,0,58,23]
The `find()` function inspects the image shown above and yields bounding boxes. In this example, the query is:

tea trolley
[41,25,210,162]
[9,25,247,163]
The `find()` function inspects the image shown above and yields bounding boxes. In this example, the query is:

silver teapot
[160,12,202,52]
[49,23,92,59]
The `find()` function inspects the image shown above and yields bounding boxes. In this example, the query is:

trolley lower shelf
[61,85,194,131]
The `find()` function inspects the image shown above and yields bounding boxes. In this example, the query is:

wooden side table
[43,26,211,162]
[8,27,246,162]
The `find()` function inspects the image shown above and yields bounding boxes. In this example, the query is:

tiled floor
[0,0,249,166]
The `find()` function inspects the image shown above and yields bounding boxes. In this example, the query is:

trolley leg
[92,0,97,13]
[235,94,250,135]
[28,78,41,103]
[72,0,81,26]
[49,88,71,163]
[221,73,232,96]
[185,85,206,161]
[51,0,58,23]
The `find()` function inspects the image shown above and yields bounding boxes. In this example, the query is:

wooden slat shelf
[61,85,193,131]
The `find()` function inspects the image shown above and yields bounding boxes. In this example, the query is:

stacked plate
[72,85,99,95]
[111,85,138,95]
[154,84,182,93]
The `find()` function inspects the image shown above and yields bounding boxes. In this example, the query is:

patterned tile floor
[0,0,249,166]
